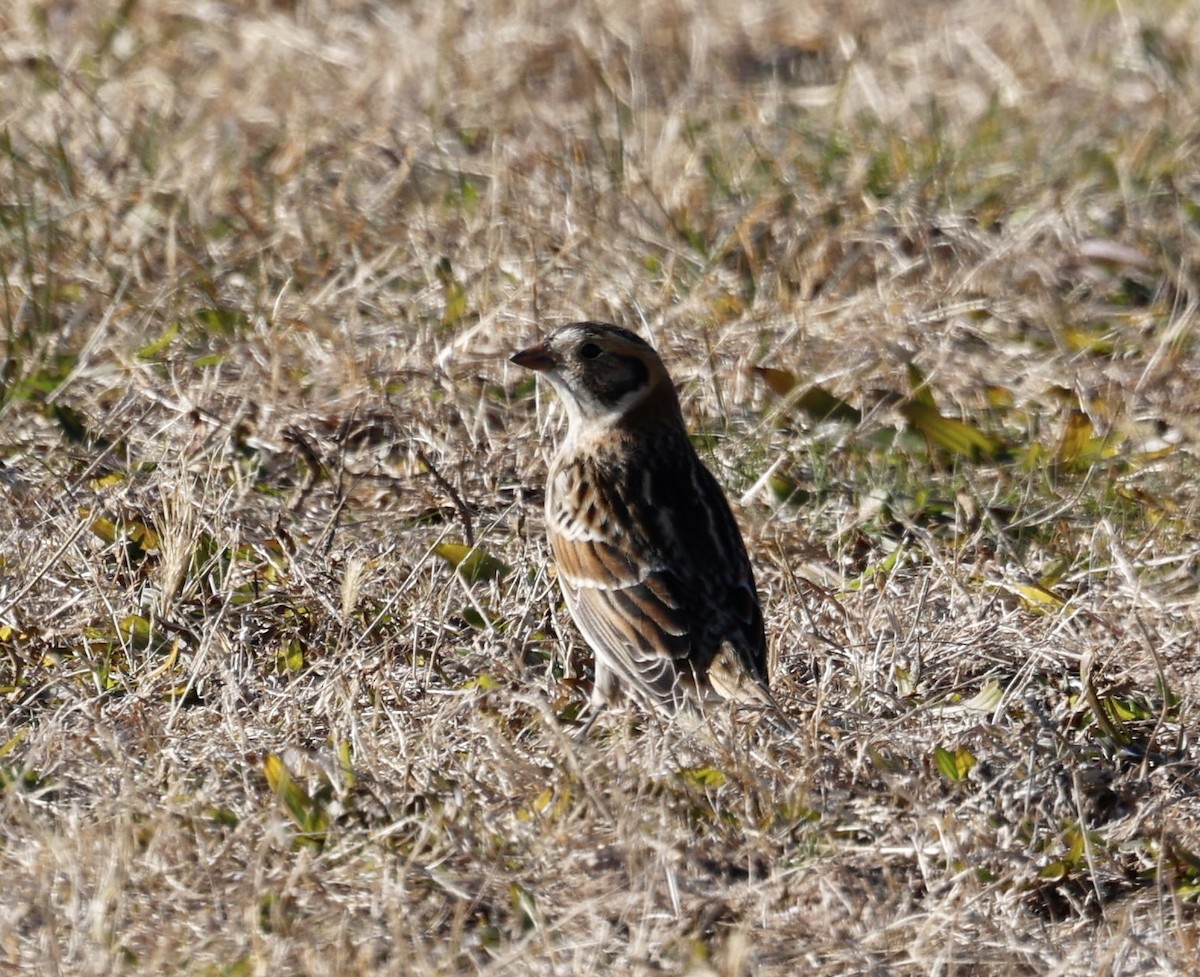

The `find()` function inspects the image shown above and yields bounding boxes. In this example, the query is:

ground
[2,1,1200,974]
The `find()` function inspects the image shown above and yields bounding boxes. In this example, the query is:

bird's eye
[579,342,603,360]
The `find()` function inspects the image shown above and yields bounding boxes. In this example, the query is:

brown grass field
[3,1,1200,974]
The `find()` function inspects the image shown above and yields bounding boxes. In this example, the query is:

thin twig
[417,447,474,547]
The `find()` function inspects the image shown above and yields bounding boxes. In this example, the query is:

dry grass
[3,1,1200,973]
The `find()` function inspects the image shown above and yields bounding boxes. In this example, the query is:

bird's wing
[548,446,769,708]
[550,501,696,707]
[672,458,771,688]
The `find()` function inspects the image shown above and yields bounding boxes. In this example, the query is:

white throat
[544,373,649,453]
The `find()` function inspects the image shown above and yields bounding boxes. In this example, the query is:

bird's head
[511,322,682,439]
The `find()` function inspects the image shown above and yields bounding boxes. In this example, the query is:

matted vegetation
[3,1,1200,973]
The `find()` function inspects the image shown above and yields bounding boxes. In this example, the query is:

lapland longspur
[512,322,781,721]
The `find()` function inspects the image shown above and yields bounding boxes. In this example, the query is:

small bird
[511,322,781,723]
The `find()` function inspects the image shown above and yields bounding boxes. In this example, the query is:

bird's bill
[510,341,556,371]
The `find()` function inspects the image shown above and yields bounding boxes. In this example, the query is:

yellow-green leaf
[145,639,182,682]
[263,754,329,840]
[82,511,160,552]
[276,639,304,672]
[1065,825,1086,866]
[460,605,490,629]
[1039,558,1072,590]
[264,754,308,824]
[206,806,240,828]
[899,401,1006,462]
[337,739,356,790]
[119,614,152,650]
[679,766,727,789]
[984,385,1014,409]
[1007,581,1066,612]
[127,521,159,551]
[1056,409,1093,466]
[434,542,511,583]
[509,882,539,932]
[519,783,573,822]
[1106,696,1151,722]
[792,385,861,424]
[846,544,906,591]
[90,472,126,490]
[710,291,745,321]
[959,679,1004,713]
[195,307,249,337]
[86,512,119,544]
[905,362,938,409]
[436,257,469,327]
[1063,326,1115,355]
[754,366,798,397]
[767,473,810,506]
[0,730,27,760]
[934,745,976,781]
[753,367,861,424]
[530,786,553,814]
[136,322,180,360]
[1039,860,1069,881]
[934,746,958,781]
